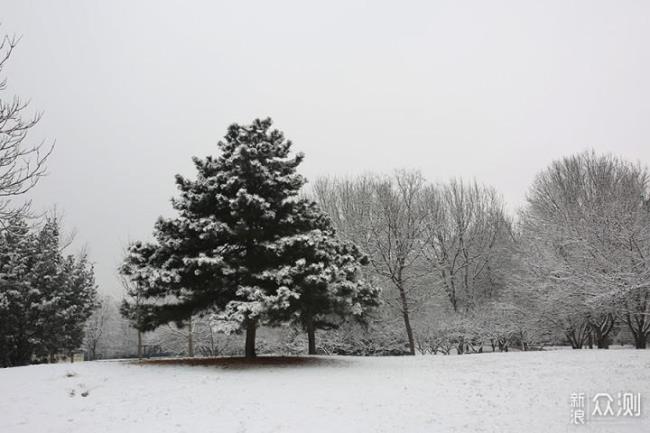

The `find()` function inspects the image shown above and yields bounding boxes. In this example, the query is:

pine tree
[0,216,38,366]
[31,217,64,361]
[0,215,97,367]
[121,118,324,357]
[57,253,98,360]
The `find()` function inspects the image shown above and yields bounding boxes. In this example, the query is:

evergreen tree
[31,217,64,360]
[57,253,98,359]
[121,118,323,357]
[0,217,38,366]
[0,215,97,367]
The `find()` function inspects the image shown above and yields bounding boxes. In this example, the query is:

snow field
[1,350,649,433]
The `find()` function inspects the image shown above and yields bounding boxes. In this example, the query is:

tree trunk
[137,331,143,359]
[591,315,614,349]
[592,327,608,348]
[187,316,194,358]
[625,313,649,350]
[245,318,257,358]
[209,328,216,356]
[306,316,316,355]
[634,336,647,349]
[307,328,316,355]
[397,284,415,355]
[566,325,588,349]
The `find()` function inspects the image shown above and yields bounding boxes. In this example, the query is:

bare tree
[522,151,650,348]
[84,296,112,360]
[150,315,224,357]
[120,276,146,358]
[314,171,429,355]
[0,31,53,221]
[421,180,512,313]
[193,317,221,356]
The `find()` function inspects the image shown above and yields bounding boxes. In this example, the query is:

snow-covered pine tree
[31,217,65,360]
[56,252,98,360]
[262,204,381,354]
[0,215,97,366]
[29,217,98,361]
[0,216,38,367]
[121,118,324,358]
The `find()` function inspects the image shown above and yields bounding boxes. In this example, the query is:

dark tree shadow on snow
[135,356,351,370]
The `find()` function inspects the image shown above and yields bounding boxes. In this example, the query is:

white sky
[3,0,650,296]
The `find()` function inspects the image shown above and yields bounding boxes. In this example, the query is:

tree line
[314,152,650,353]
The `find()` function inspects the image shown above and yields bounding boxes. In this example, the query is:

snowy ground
[1,350,649,433]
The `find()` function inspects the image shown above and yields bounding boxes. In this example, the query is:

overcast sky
[3,0,650,296]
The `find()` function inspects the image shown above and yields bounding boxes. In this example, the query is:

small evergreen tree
[57,253,97,360]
